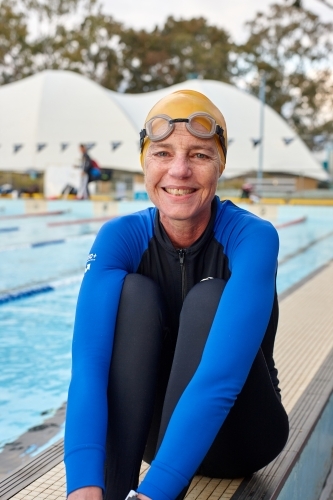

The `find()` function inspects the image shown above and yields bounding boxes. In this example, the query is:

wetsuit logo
[85,253,97,273]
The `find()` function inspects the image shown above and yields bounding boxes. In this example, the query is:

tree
[0,0,32,84]
[22,0,123,88]
[64,12,123,90]
[0,0,123,88]
[119,17,233,93]
[235,0,333,149]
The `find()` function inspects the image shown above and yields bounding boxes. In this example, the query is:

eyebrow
[150,142,217,154]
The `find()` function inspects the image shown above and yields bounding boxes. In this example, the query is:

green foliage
[235,1,333,149]
[0,2,233,92]
[119,17,232,93]
[0,0,31,83]
[0,0,122,84]
[24,0,83,19]
[70,12,122,89]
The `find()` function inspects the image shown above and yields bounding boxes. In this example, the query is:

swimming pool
[0,202,333,454]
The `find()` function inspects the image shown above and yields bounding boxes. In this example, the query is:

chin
[161,205,205,223]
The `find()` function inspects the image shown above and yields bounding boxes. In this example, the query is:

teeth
[165,188,194,195]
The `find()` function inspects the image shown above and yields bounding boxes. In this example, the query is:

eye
[155,151,169,157]
[194,152,209,159]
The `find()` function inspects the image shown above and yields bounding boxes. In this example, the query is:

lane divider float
[0,233,95,253]
[275,216,307,229]
[0,210,68,220]
[47,215,115,227]
[0,226,19,232]
[0,275,82,305]
[31,239,65,247]
[279,229,333,265]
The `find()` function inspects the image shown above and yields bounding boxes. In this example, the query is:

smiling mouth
[164,188,196,196]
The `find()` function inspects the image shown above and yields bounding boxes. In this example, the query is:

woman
[65,90,289,500]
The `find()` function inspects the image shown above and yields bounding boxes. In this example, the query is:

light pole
[328,141,333,188]
[257,72,266,196]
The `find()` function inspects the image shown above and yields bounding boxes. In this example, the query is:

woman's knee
[118,273,166,331]
[179,278,226,342]
[121,273,164,310]
[182,278,226,315]
[110,274,166,370]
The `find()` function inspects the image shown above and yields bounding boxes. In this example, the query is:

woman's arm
[65,213,154,497]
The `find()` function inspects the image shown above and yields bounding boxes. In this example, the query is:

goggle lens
[151,119,167,135]
[188,114,215,137]
[147,115,171,138]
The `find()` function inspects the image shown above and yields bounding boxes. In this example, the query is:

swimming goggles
[139,112,227,159]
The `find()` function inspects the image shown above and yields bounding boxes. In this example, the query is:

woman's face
[144,123,221,231]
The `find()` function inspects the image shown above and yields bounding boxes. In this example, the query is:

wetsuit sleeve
[64,214,153,495]
[138,218,279,500]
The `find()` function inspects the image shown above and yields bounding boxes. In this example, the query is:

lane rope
[0,275,82,305]
[0,210,68,220]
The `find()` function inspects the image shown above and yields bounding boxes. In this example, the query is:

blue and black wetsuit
[65,197,289,500]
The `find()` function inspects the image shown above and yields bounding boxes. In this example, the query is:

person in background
[76,144,91,199]
[240,182,253,199]
[65,90,289,500]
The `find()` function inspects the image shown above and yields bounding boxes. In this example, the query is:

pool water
[0,203,333,452]
[0,286,77,448]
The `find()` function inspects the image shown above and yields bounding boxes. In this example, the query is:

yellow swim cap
[140,89,227,175]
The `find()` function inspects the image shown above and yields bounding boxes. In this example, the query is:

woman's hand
[67,487,150,500]
[68,486,103,500]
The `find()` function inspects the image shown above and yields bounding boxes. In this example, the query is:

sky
[101,0,333,42]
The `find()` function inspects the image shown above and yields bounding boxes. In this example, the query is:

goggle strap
[139,129,146,152]
[216,125,227,159]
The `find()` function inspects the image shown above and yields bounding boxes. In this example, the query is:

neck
[160,210,211,248]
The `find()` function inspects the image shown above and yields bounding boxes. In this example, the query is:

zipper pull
[178,249,186,302]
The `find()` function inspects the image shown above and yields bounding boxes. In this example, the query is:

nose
[168,153,191,178]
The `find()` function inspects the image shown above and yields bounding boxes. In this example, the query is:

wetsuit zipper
[178,249,186,302]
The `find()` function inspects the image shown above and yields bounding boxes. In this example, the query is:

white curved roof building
[0,70,327,181]
[0,70,139,174]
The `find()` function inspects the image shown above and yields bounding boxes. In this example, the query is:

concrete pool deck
[1,258,333,500]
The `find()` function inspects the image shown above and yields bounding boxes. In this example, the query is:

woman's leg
[198,347,289,478]
[104,274,166,500]
[156,278,289,482]
[77,173,89,199]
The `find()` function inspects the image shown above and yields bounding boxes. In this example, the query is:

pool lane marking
[47,215,115,226]
[0,275,82,305]
[0,226,19,232]
[275,216,307,229]
[0,285,54,304]
[0,210,68,220]
[279,229,333,265]
[0,232,95,252]
[31,239,65,247]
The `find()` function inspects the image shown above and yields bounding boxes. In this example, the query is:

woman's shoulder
[215,198,276,231]
[86,207,158,272]
[99,206,157,238]
[214,198,278,251]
